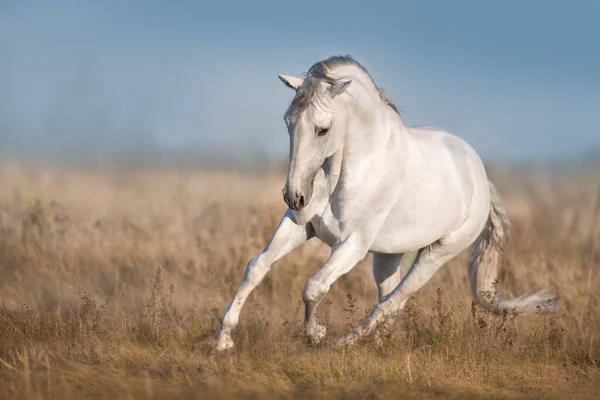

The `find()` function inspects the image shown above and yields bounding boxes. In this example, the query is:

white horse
[214,55,559,351]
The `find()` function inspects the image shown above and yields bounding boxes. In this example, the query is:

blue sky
[1,0,599,163]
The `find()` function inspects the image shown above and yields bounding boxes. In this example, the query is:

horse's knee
[244,254,270,287]
[302,277,328,304]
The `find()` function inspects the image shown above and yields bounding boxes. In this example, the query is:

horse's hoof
[214,333,235,351]
[306,323,327,344]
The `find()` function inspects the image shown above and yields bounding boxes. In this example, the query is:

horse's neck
[323,111,406,195]
[327,75,406,187]
[340,104,405,172]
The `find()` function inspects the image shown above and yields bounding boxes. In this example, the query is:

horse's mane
[288,55,400,120]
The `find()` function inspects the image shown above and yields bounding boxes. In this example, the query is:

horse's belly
[369,224,445,253]
[370,196,466,254]
[369,230,428,253]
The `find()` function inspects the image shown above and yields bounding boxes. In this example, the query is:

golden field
[0,162,598,399]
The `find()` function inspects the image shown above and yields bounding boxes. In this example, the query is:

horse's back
[408,125,489,205]
[408,125,488,183]
[411,124,491,220]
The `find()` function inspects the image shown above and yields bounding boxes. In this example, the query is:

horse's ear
[329,80,352,98]
[278,74,304,90]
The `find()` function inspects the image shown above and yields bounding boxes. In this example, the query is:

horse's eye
[316,127,329,136]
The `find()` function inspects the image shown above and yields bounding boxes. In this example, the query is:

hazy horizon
[1,1,599,166]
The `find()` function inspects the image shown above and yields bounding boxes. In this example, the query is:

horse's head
[278,68,352,211]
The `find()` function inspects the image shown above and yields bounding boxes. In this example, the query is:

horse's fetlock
[306,322,327,343]
[303,279,328,303]
[221,312,238,330]
[376,300,395,315]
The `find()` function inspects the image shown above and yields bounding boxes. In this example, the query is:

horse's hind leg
[214,210,310,351]
[371,252,414,338]
[370,253,406,341]
[337,220,484,347]
[373,252,417,301]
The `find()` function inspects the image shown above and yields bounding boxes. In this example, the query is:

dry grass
[0,162,598,399]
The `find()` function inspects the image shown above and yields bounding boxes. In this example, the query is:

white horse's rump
[214,55,559,351]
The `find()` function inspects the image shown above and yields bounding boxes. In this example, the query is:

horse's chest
[309,180,388,247]
[310,205,344,247]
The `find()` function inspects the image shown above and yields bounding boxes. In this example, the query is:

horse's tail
[467,181,560,315]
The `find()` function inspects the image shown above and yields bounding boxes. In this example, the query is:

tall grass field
[0,163,598,399]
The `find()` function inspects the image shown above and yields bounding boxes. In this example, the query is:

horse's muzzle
[282,187,308,211]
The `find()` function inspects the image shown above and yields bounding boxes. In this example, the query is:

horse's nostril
[298,195,305,208]
[283,190,307,210]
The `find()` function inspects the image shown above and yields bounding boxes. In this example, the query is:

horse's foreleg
[302,234,369,343]
[214,210,310,351]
